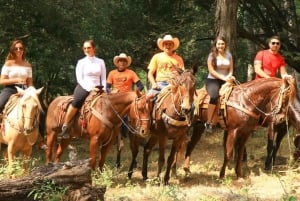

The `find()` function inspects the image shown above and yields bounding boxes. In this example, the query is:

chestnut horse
[183,77,295,179]
[141,69,196,185]
[0,86,43,171]
[45,90,152,169]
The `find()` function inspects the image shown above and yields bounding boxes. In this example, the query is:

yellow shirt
[148,52,184,82]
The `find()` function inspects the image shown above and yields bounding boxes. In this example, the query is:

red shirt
[254,50,285,79]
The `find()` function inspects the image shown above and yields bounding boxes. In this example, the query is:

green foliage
[0,0,299,105]
[28,179,68,201]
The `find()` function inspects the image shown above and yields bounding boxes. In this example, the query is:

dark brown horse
[45,90,152,169]
[140,69,196,185]
[183,77,295,179]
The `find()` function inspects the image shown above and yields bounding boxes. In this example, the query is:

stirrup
[60,125,70,139]
[204,122,214,134]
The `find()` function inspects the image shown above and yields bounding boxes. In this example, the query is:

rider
[205,36,235,133]
[147,34,185,96]
[0,40,47,149]
[106,53,144,148]
[60,39,107,139]
[254,35,290,79]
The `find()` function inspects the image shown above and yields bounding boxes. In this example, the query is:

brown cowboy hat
[157,34,180,51]
[113,53,132,67]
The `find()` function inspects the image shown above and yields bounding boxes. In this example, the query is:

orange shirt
[107,69,140,93]
[148,52,184,82]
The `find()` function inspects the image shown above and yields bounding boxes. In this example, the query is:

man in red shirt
[254,36,290,79]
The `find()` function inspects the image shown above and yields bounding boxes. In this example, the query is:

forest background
[1,0,300,107]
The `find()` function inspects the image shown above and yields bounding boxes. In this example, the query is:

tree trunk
[0,160,106,201]
[215,0,238,59]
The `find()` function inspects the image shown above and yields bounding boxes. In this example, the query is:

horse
[183,77,295,179]
[139,69,196,185]
[45,90,152,170]
[0,86,43,172]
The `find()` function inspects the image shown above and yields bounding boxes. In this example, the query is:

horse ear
[36,87,44,95]
[16,86,25,95]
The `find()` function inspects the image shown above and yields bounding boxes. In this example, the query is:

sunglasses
[271,42,280,45]
[14,47,24,51]
[83,46,92,50]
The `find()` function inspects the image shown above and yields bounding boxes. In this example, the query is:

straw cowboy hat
[157,34,180,51]
[113,53,132,67]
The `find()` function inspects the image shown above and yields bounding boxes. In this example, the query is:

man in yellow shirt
[147,34,185,95]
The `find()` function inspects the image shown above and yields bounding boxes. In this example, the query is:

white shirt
[1,65,32,79]
[75,56,106,91]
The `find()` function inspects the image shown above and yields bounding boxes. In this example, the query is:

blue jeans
[147,81,169,96]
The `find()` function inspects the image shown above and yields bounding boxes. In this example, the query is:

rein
[92,94,147,134]
[232,79,290,117]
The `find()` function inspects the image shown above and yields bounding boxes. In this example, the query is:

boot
[60,105,78,139]
[205,104,217,134]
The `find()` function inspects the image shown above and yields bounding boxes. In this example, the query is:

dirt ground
[43,126,300,201]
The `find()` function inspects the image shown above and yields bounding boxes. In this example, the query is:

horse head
[129,90,152,138]
[172,69,196,123]
[271,77,296,124]
[16,86,43,135]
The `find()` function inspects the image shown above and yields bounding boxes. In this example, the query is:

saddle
[194,82,234,129]
[57,88,103,128]
[0,94,21,132]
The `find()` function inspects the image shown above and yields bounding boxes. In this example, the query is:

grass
[0,127,300,200]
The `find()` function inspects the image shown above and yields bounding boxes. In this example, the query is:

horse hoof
[39,144,48,150]
[183,167,191,175]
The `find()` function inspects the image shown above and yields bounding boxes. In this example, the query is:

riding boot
[60,105,78,139]
[205,104,217,134]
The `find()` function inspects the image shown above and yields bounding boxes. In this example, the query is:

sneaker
[204,122,213,134]
[60,125,70,139]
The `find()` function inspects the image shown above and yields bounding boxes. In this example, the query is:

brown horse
[183,77,295,179]
[140,69,196,185]
[45,90,152,169]
[0,86,43,172]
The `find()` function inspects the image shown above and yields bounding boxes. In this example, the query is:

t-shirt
[147,52,185,82]
[207,52,232,79]
[107,68,140,93]
[254,50,285,79]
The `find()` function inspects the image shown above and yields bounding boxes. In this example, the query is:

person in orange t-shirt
[106,53,144,150]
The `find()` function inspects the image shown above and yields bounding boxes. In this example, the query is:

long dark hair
[210,36,227,68]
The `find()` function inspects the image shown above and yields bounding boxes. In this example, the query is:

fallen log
[0,159,106,201]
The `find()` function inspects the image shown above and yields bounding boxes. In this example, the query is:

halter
[5,96,40,134]
[158,71,195,127]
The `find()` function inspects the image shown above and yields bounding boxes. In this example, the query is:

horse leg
[265,123,275,171]
[6,143,16,175]
[220,130,234,179]
[184,122,204,174]
[142,135,158,181]
[234,135,249,179]
[116,133,122,168]
[21,146,32,174]
[54,138,71,163]
[272,123,287,166]
[89,135,99,170]
[157,137,167,181]
[128,134,140,179]
[46,130,56,163]
[164,140,181,185]
[99,142,114,170]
